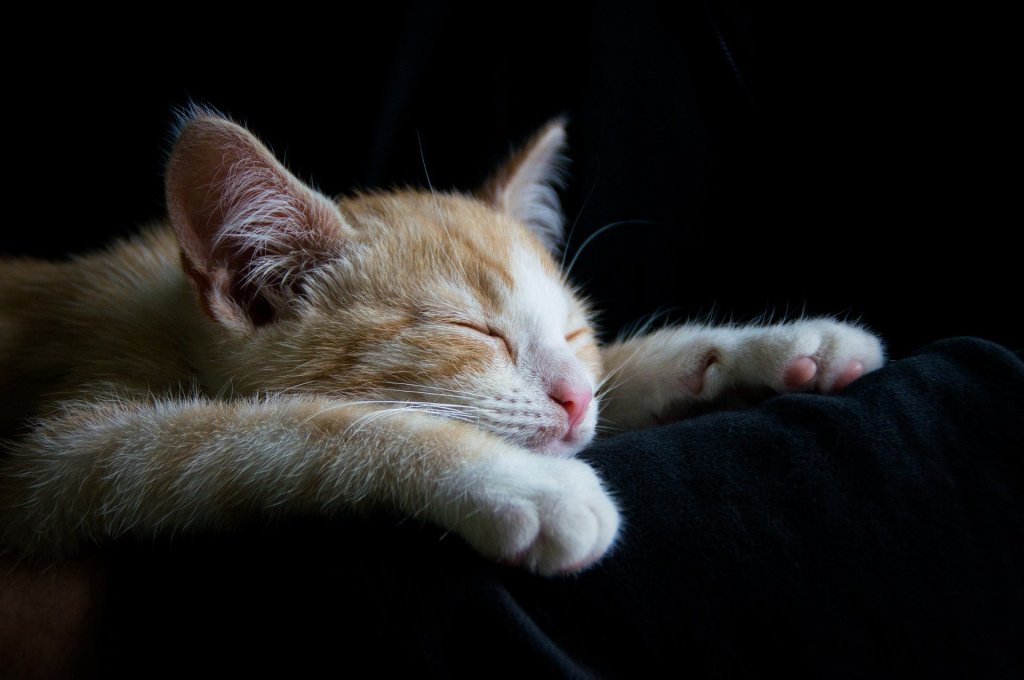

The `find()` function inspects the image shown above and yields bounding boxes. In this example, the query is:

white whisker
[564,219,657,279]
[416,132,468,281]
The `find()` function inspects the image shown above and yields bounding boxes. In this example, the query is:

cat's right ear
[165,111,349,332]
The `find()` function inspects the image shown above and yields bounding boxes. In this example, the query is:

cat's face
[288,191,602,456]
[167,112,603,457]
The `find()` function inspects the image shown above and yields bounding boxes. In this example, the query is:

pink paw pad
[784,357,818,389]
[829,360,865,392]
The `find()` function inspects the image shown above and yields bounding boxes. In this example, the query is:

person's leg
[513,337,1024,677]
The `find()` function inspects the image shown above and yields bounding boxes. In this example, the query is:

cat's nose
[549,381,593,433]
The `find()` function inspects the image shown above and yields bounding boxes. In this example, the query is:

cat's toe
[829,359,865,392]
[784,356,866,393]
[769,320,885,394]
[783,356,818,389]
[515,463,619,576]
[457,454,620,576]
[807,321,885,392]
[527,476,620,576]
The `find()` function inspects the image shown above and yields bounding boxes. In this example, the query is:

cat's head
[165,111,601,457]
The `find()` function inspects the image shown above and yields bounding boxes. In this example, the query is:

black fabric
[96,338,1024,678]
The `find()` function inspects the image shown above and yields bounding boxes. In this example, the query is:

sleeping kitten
[0,111,884,575]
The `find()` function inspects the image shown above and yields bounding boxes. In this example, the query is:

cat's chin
[531,431,595,459]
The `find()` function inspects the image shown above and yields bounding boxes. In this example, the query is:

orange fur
[0,112,616,573]
[0,110,884,575]
[0,110,887,678]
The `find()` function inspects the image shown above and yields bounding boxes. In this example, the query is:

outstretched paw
[596,317,886,430]
[776,320,884,393]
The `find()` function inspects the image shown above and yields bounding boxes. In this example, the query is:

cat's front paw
[452,454,619,576]
[767,319,885,393]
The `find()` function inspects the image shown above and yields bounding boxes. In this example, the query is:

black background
[5,4,1019,358]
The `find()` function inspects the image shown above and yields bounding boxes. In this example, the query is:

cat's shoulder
[1,225,183,293]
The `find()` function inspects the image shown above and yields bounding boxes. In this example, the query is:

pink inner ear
[167,119,299,273]
[478,118,568,252]
[165,115,345,328]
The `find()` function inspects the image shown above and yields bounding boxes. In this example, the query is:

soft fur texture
[0,112,884,575]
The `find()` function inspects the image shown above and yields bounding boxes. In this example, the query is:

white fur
[2,394,618,575]
[503,246,599,455]
[493,122,569,252]
[439,446,619,575]
[214,149,348,306]
[0,113,888,581]
[508,245,572,341]
[600,318,886,430]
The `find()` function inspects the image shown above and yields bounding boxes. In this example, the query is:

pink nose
[549,381,593,432]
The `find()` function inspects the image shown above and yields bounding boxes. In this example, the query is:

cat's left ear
[478,118,568,252]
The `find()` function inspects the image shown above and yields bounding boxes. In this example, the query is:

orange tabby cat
[0,110,884,575]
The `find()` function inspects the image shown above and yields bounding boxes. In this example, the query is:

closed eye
[565,328,587,343]
[451,321,514,360]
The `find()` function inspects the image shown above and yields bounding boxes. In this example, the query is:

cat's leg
[599,319,885,430]
[0,396,618,576]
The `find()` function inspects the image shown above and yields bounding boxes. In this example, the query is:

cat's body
[0,112,884,574]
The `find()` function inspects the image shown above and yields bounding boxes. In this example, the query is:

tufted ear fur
[479,118,569,252]
[165,110,348,332]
